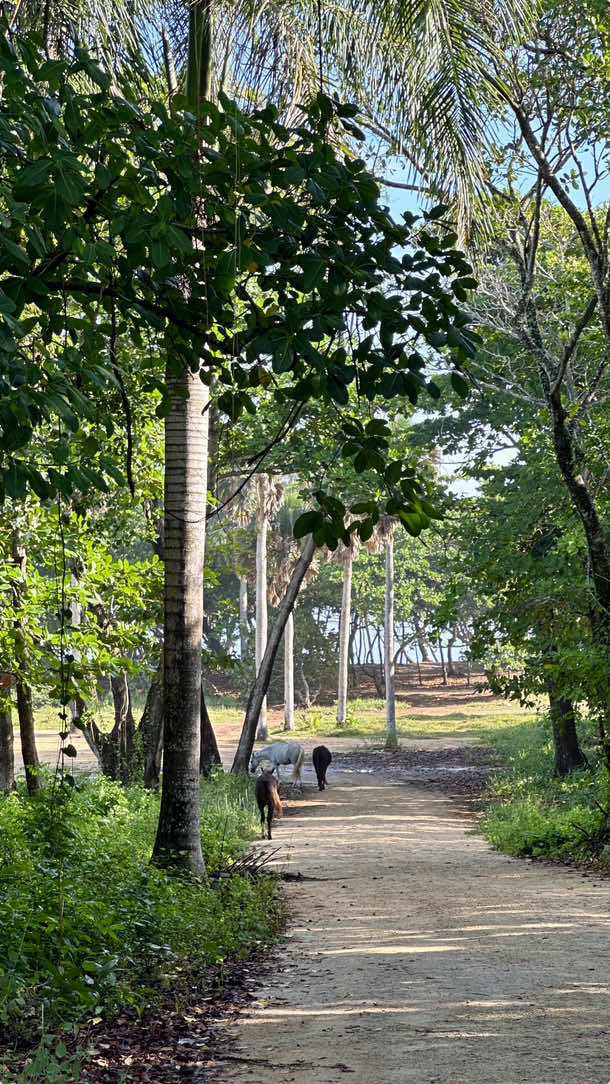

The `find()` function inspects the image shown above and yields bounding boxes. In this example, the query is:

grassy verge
[0,771,283,1081]
[477,713,609,862]
[266,696,534,743]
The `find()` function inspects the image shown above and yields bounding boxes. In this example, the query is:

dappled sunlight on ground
[217,770,610,1084]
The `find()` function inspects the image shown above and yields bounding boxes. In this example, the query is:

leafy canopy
[0,27,478,545]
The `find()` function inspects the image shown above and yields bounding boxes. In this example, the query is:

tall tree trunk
[0,690,15,794]
[141,668,164,789]
[337,550,353,726]
[11,532,42,795]
[384,539,397,750]
[232,537,315,773]
[446,629,458,677]
[414,639,423,686]
[283,610,294,731]
[152,361,209,875]
[200,686,222,777]
[298,660,311,709]
[239,575,249,660]
[152,0,212,875]
[255,511,268,740]
[15,676,41,795]
[438,637,448,685]
[548,692,586,777]
[543,645,586,776]
[546,394,610,771]
[414,620,430,662]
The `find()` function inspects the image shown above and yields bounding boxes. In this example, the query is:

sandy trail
[215,764,609,1084]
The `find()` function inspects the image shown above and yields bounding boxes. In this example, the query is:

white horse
[249,741,305,785]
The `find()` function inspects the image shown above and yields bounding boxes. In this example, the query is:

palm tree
[18,0,531,231]
[335,532,361,727]
[253,473,284,740]
[151,0,531,229]
[362,516,398,749]
[151,3,212,873]
[381,520,398,750]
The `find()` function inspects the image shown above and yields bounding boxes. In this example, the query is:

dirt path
[214,764,610,1084]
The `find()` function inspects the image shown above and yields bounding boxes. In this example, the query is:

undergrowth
[0,772,282,1081]
[479,713,610,861]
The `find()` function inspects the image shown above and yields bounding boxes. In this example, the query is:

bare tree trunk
[384,539,397,750]
[283,610,295,731]
[152,361,208,876]
[11,533,42,795]
[239,576,249,660]
[446,629,458,677]
[414,639,423,685]
[141,668,164,789]
[0,693,15,794]
[414,620,430,662]
[15,677,42,795]
[438,637,448,685]
[255,513,268,740]
[337,551,353,726]
[200,687,222,777]
[232,537,315,773]
[543,645,586,776]
[548,692,586,776]
[298,660,311,709]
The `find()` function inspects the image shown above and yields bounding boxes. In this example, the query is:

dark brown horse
[255,769,283,839]
[312,745,332,790]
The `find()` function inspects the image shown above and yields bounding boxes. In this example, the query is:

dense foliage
[0,774,279,1054]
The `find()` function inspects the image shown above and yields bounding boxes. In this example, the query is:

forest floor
[21,684,610,1082]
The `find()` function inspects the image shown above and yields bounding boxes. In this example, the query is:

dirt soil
[211,744,610,1084]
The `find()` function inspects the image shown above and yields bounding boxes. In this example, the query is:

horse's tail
[269,779,283,817]
[256,774,282,817]
[292,746,305,782]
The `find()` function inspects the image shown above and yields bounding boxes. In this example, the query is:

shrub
[0,772,281,1049]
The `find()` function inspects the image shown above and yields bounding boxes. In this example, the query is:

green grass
[261,696,534,744]
[477,712,608,861]
[29,693,244,732]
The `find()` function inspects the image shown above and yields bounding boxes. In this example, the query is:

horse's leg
[267,802,272,840]
[259,802,265,839]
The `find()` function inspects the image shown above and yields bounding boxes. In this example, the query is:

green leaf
[4,460,27,499]
[0,235,30,269]
[294,510,321,539]
[299,253,325,292]
[450,371,469,398]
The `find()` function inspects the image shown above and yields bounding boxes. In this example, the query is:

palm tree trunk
[384,539,397,750]
[255,513,268,740]
[239,575,248,659]
[233,537,315,773]
[152,364,209,875]
[283,610,294,731]
[337,551,353,726]
[152,0,212,874]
